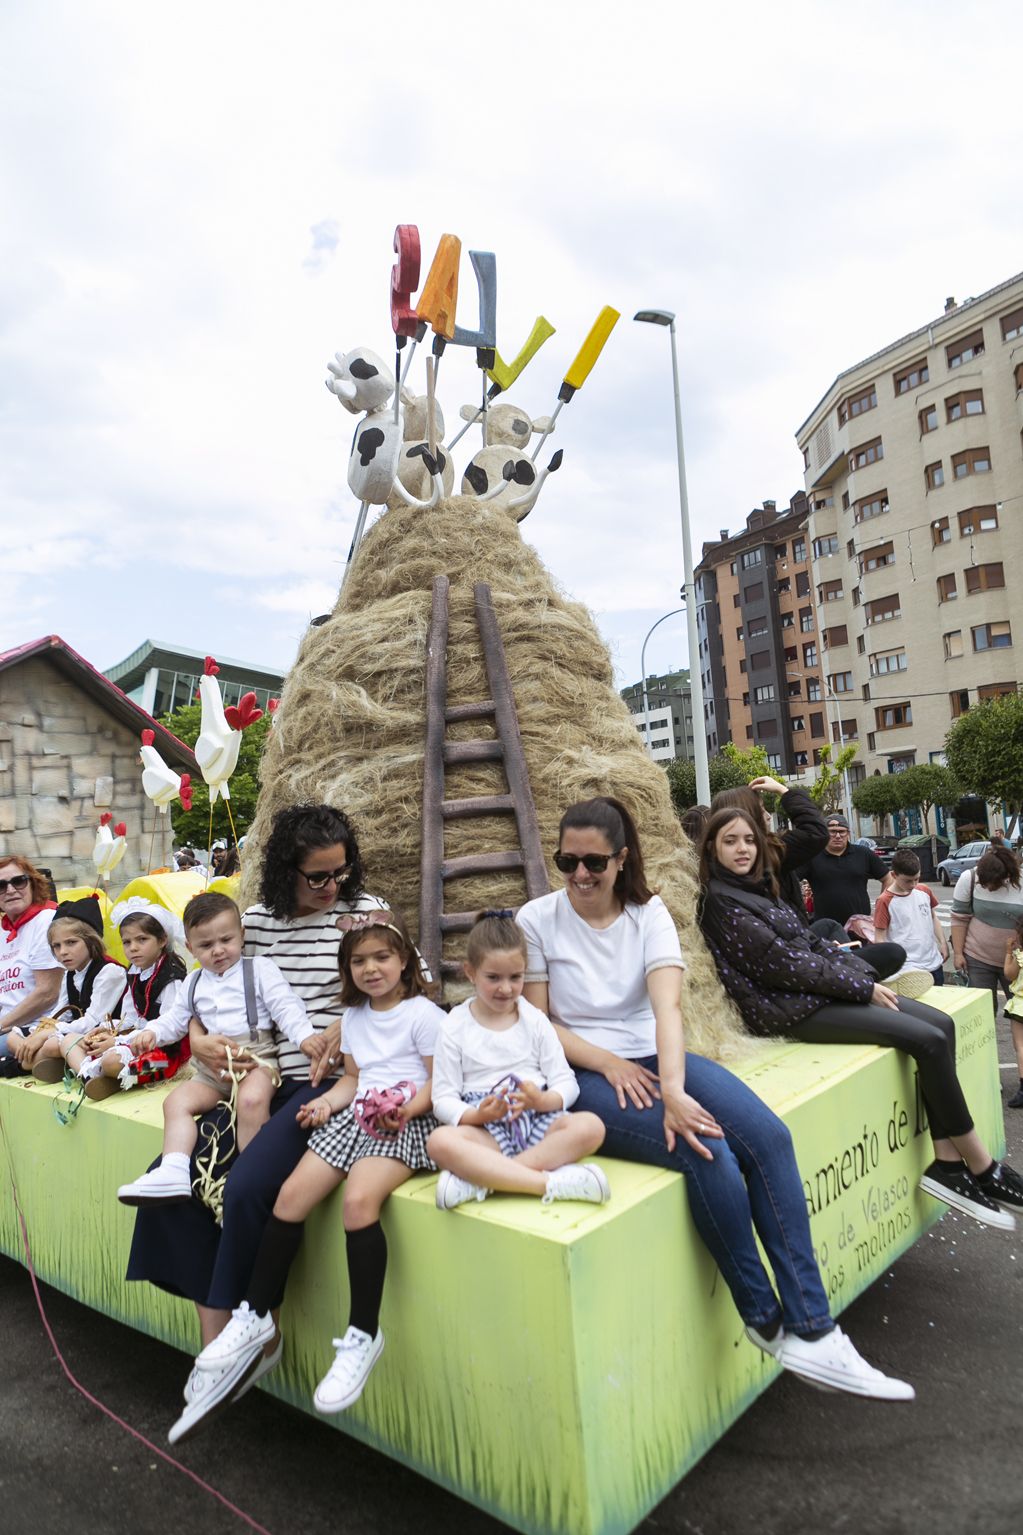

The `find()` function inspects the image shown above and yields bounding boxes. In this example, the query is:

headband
[335,909,405,943]
[111,896,185,948]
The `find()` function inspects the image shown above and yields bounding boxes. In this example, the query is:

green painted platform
[0,988,1003,1535]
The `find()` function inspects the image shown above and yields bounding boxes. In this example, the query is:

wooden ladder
[419,575,549,984]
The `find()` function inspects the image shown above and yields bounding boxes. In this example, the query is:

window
[799,607,814,632]
[894,358,929,395]
[952,446,991,478]
[958,505,998,536]
[776,577,791,594]
[875,702,912,729]
[854,490,889,523]
[732,592,741,608]
[742,691,750,706]
[841,492,850,511]
[729,561,737,575]
[790,716,805,733]
[946,328,984,369]
[931,517,950,546]
[739,658,747,672]
[864,594,900,625]
[792,537,807,562]
[832,719,857,742]
[867,732,876,752]
[745,725,753,739]
[978,682,1017,701]
[750,650,771,670]
[823,625,848,647]
[807,677,822,701]
[830,671,854,692]
[943,630,963,659]
[973,621,1012,651]
[838,382,878,425]
[747,619,768,638]
[964,562,1005,594]
[849,436,883,471]
[919,404,938,435]
[1017,361,1023,394]
[787,679,802,697]
[925,461,945,491]
[1000,306,1023,342]
[780,612,794,629]
[744,581,764,601]
[753,684,776,703]
[793,751,808,768]
[862,682,871,700]
[774,543,787,561]
[741,548,763,569]
[945,389,984,421]
[803,643,818,667]
[768,752,784,770]
[870,649,908,676]
[820,579,844,602]
[859,540,895,573]
[736,626,744,641]
[756,719,778,739]
[813,535,840,558]
[796,572,811,597]
[950,689,970,718]
[937,573,958,602]
[810,713,825,738]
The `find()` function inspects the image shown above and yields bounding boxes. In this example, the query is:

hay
[242,495,751,1060]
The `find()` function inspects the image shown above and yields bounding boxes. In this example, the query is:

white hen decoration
[93,813,127,882]
[194,657,242,803]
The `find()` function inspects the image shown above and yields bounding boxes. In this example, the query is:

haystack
[242,494,749,1060]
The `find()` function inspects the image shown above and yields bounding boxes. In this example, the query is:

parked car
[936,840,991,886]
[853,836,896,869]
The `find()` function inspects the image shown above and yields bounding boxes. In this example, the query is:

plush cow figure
[394,388,456,504]
[459,401,562,520]
[327,347,445,509]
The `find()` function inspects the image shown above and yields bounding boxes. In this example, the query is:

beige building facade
[795,272,1023,779]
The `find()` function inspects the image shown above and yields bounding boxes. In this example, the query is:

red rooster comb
[140,729,155,746]
[178,773,193,812]
[100,812,113,826]
[268,698,280,713]
[113,822,127,838]
[204,656,220,677]
[224,691,263,731]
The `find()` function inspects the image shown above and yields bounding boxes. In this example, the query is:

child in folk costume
[28,897,126,1090]
[169,908,442,1444]
[428,910,610,1209]
[77,898,190,1098]
[117,892,320,1207]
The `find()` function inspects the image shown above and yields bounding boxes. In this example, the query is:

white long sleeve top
[54,961,127,1037]
[147,956,313,1050]
[118,963,185,1032]
[431,996,580,1127]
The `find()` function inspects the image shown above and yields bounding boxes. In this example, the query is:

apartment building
[794,271,1023,776]
[620,668,694,763]
[694,494,842,777]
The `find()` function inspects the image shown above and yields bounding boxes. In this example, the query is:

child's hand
[378,1106,408,1133]
[84,1028,115,1054]
[508,1079,545,1117]
[297,1096,334,1129]
[132,1031,157,1055]
[475,1093,510,1124]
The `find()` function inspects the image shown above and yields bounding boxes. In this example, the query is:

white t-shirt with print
[0,908,57,1020]
[342,993,443,1094]
[516,889,684,1059]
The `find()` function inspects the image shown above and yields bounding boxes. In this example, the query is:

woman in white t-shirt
[518,796,912,1402]
[0,855,61,1061]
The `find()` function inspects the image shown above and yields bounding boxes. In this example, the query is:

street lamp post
[635,309,711,806]
[823,678,854,826]
[639,608,685,756]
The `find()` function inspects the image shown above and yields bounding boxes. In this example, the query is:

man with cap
[799,816,892,928]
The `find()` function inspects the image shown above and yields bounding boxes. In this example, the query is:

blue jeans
[575,1054,832,1336]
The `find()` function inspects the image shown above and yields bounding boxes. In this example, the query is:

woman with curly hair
[127,804,391,1435]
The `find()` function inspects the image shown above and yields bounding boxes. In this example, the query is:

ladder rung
[443,740,504,765]
[440,959,467,977]
[444,700,495,722]
[441,794,516,820]
[442,850,524,879]
[440,911,478,933]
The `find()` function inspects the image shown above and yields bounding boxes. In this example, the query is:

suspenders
[187,958,259,1041]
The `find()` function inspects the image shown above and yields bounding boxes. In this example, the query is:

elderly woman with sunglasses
[0,855,62,1058]
[516,796,912,1400]
[127,804,393,1436]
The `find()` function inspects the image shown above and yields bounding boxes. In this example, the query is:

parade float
[0,227,1004,1535]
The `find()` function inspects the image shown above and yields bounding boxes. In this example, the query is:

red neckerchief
[2,900,57,943]
[130,952,166,1019]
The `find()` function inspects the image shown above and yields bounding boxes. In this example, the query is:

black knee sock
[346,1221,387,1337]
[246,1213,305,1316]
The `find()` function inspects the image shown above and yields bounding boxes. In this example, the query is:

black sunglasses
[0,874,30,894]
[296,865,351,891]
[553,852,615,875]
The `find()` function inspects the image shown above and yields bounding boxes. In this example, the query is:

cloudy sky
[2,0,1020,694]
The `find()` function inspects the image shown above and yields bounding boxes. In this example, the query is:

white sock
[161,1152,190,1174]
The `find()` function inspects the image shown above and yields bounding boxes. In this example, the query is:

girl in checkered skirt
[428,911,610,1211]
[185,908,443,1418]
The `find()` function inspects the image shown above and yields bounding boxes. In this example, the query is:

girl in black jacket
[698,805,1023,1230]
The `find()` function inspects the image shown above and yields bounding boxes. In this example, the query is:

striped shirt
[950,871,1023,966]
[242,893,387,1080]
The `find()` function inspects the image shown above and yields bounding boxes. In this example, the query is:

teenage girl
[170,908,443,1443]
[428,910,610,1209]
[78,899,189,1097]
[28,897,126,1089]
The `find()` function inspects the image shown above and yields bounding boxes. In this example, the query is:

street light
[823,677,855,826]
[634,309,711,805]
[639,608,685,757]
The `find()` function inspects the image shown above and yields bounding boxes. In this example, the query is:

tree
[806,742,857,816]
[161,703,273,850]
[851,773,904,835]
[894,763,962,833]
[664,742,771,817]
[945,692,1023,836]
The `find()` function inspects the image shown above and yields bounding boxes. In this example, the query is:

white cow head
[325,348,394,415]
[458,401,554,450]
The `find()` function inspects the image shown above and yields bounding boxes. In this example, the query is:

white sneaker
[312,1327,384,1414]
[778,1326,915,1401]
[184,1332,283,1405]
[196,1302,275,1370]
[167,1347,267,1444]
[117,1161,192,1206]
[542,1163,611,1205]
[745,1323,785,1360]
[435,1170,489,1210]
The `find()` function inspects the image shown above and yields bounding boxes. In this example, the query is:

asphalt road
[2,988,1020,1535]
